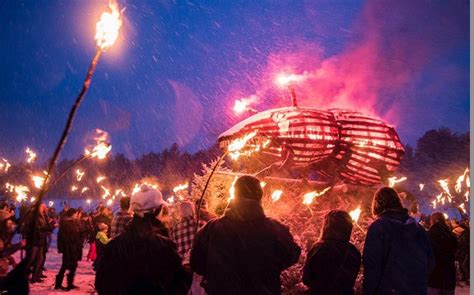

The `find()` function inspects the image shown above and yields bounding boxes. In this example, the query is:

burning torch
[28,1,123,248]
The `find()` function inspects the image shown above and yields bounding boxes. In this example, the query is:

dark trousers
[57,253,78,287]
[25,246,44,281]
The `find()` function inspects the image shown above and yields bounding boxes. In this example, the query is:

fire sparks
[76,169,85,181]
[459,203,466,214]
[271,190,283,202]
[388,176,407,188]
[96,176,107,183]
[30,197,36,203]
[86,199,92,205]
[302,187,331,205]
[14,185,29,202]
[31,175,45,189]
[85,129,112,160]
[106,199,113,206]
[260,181,267,188]
[228,176,238,201]
[349,206,362,223]
[173,183,189,193]
[443,213,449,220]
[101,185,111,199]
[95,0,123,50]
[25,147,37,164]
[455,168,469,193]
[81,187,90,194]
[233,96,257,114]
[0,158,11,173]
[71,186,78,192]
[275,72,308,87]
[419,184,425,191]
[228,131,257,160]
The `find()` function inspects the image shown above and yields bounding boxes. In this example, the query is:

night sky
[0,0,469,162]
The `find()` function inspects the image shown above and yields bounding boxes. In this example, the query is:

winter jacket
[57,218,82,265]
[303,211,361,295]
[95,217,191,295]
[363,209,434,295]
[0,238,22,277]
[428,221,457,290]
[24,212,50,248]
[190,198,301,295]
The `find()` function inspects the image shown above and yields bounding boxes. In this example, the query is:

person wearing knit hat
[190,175,300,295]
[95,184,191,294]
[363,187,434,295]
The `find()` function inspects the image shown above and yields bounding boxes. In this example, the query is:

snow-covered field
[11,234,471,294]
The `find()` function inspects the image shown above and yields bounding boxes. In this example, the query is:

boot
[54,275,67,290]
[66,272,78,290]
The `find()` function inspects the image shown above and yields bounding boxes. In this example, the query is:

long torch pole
[27,48,102,254]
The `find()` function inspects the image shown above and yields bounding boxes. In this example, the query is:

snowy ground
[11,234,471,294]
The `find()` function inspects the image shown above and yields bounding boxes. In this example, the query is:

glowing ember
[271,190,283,202]
[85,129,112,160]
[260,181,267,188]
[455,168,469,193]
[302,187,331,205]
[459,203,466,214]
[388,176,407,188]
[76,169,85,181]
[0,158,11,173]
[30,197,36,203]
[173,183,189,193]
[443,213,449,220]
[275,72,308,87]
[349,206,362,222]
[419,184,425,191]
[31,175,45,189]
[71,186,78,192]
[25,147,37,164]
[437,179,452,197]
[81,187,90,194]
[96,176,107,183]
[95,0,123,50]
[228,131,258,160]
[106,199,113,206]
[48,201,54,207]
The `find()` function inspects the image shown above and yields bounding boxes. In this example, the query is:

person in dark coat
[55,208,82,290]
[190,175,301,295]
[95,184,191,295]
[363,187,434,295]
[303,210,361,295]
[92,207,112,237]
[427,212,457,295]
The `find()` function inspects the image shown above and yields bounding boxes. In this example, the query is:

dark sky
[0,0,469,162]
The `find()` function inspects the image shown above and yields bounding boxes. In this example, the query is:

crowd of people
[0,175,469,294]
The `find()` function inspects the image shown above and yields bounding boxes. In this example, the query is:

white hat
[130,185,167,216]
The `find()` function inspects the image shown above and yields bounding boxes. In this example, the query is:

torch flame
[81,187,90,194]
[228,176,238,201]
[85,129,112,160]
[76,169,85,182]
[96,176,107,183]
[101,186,111,199]
[30,197,36,203]
[14,185,30,203]
[31,175,45,189]
[275,72,308,87]
[0,158,11,173]
[106,199,113,206]
[71,186,78,192]
[443,213,449,220]
[419,184,425,191]
[271,190,283,202]
[302,187,331,205]
[260,181,267,188]
[173,183,189,193]
[349,206,362,223]
[25,147,37,164]
[437,179,452,197]
[388,176,407,188]
[95,0,123,50]
[459,203,466,214]
[455,168,470,193]
[86,199,92,205]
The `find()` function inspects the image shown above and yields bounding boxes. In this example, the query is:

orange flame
[85,129,112,160]
[302,187,331,205]
[0,158,11,173]
[31,175,45,189]
[455,168,469,193]
[349,206,362,222]
[81,187,90,194]
[101,185,111,199]
[96,176,107,183]
[71,185,78,192]
[228,131,258,160]
[76,169,85,182]
[228,176,238,201]
[437,179,452,198]
[271,190,283,202]
[459,203,466,214]
[173,183,189,193]
[388,176,407,188]
[419,183,425,191]
[25,147,37,164]
[260,181,267,188]
[95,0,123,50]
[86,199,92,205]
[14,185,30,202]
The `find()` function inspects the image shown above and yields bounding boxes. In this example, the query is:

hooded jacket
[57,217,82,265]
[190,198,301,295]
[363,209,434,295]
[303,210,361,295]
